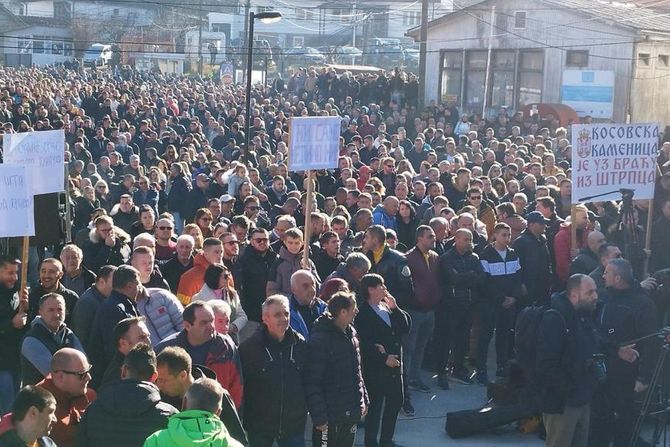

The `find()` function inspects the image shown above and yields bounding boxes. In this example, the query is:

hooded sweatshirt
[176,253,211,305]
[143,410,243,447]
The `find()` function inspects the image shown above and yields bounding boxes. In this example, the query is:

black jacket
[0,284,22,371]
[75,379,178,447]
[239,326,307,437]
[313,250,343,282]
[366,246,413,307]
[479,244,522,304]
[439,247,485,303]
[237,246,277,323]
[28,283,79,327]
[569,248,600,277]
[596,286,659,384]
[354,301,410,381]
[304,314,368,426]
[536,292,599,413]
[159,255,193,292]
[513,229,552,305]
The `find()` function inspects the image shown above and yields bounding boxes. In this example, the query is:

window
[659,54,670,68]
[491,51,515,108]
[32,36,45,54]
[514,11,527,29]
[440,51,463,103]
[518,50,544,107]
[52,41,63,55]
[566,50,589,68]
[113,8,119,16]
[293,36,304,47]
[464,51,487,111]
[638,53,651,66]
[403,11,420,26]
[17,37,32,53]
[494,13,508,32]
[63,41,73,56]
[211,23,227,32]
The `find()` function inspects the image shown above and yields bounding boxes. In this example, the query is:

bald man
[37,348,96,447]
[570,231,607,277]
[289,270,326,339]
[373,196,399,231]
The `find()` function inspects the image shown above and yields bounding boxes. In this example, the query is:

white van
[83,44,113,67]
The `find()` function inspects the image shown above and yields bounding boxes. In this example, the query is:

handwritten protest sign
[4,129,65,195]
[571,123,659,204]
[288,117,341,172]
[0,165,34,237]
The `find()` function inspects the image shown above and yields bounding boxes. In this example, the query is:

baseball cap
[220,194,236,203]
[526,211,550,225]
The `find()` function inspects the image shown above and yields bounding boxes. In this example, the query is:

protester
[76,344,178,447]
[0,385,58,447]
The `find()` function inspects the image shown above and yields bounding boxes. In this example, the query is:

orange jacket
[37,376,97,447]
[176,253,211,305]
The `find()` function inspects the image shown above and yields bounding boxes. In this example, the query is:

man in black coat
[355,274,410,447]
[239,294,307,446]
[536,274,600,447]
[236,228,277,341]
[88,265,141,387]
[0,256,29,414]
[304,292,368,447]
[513,211,553,305]
[436,228,485,387]
[363,225,413,308]
[590,259,659,447]
[76,344,178,447]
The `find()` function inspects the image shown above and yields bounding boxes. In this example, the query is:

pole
[303,170,314,268]
[64,165,72,242]
[198,0,204,75]
[20,236,29,293]
[417,0,429,109]
[482,5,495,118]
[244,12,255,151]
[570,205,577,253]
[352,0,357,48]
[643,197,654,277]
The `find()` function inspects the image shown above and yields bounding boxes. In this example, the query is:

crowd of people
[1,64,670,447]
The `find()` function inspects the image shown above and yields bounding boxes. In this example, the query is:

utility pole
[242,0,250,82]
[418,0,429,109]
[482,5,495,118]
[198,0,204,75]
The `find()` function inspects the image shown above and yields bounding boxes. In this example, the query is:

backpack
[514,305,567,373]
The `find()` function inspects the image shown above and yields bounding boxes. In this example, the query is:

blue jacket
[372,206,398,231]
[289,295,327,339]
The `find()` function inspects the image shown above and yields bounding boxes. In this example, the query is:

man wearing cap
[219,194,237,221]
[186,174,211,223]
[513,211,552,305]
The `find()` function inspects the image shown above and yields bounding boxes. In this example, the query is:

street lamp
[245,11,282,150]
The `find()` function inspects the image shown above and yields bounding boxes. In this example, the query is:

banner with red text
[571,123,659,204]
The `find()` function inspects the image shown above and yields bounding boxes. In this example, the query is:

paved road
[391,371,544,447]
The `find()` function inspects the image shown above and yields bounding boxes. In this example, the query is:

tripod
[627,328,670,447]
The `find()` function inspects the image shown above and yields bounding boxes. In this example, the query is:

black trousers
[434,299,472,374]
[312,419,358,447]
[364,371,404,447]
[588,371,636,447]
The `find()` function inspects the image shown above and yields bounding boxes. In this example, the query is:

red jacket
[176,253,211,305]
[553,224,589,284]
[156,331,243,409]
[37,376,97,447]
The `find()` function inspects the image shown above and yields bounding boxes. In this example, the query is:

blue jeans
[402,309,435,381]
[248,430,305,447]
[171,211,185,234]
[0,370,18,414]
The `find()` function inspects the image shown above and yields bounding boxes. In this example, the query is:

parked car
[284,47,326,66]
[333,46,363,65]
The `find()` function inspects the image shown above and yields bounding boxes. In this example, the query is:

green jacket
[143,410,244,447]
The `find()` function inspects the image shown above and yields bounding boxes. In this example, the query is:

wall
[630,40,670,126]
[422,0,637,121]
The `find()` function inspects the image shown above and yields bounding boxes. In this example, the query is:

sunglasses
[58,365,93,380]
[252,237,269,243]
[223,240,239,245]
[470,196,482,200]
[157,226,173,231]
